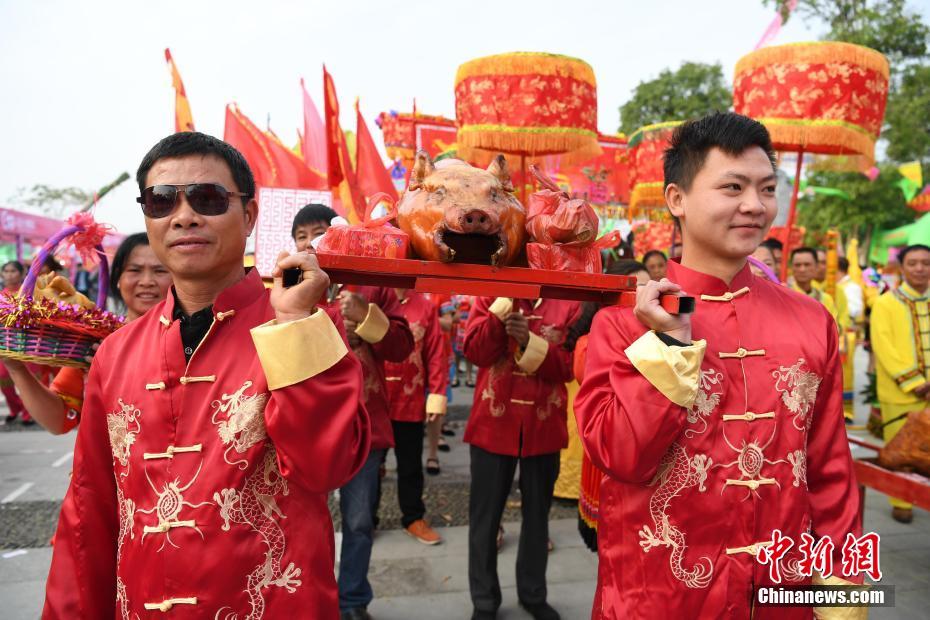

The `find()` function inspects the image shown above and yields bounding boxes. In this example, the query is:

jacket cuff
[426,393,447,416]
[355,303,389,344]
[488,297,513,321]
[515,331,548,374]
[895,368,924,393]
[624,331,706,408]
[251,310,348,390]
[812,573,868,620]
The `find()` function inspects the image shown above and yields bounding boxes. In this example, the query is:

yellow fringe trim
[457,125,600,158]
[385,146,415,161]
[735,41,889,80]
[455,52,596,87]
[629,182,667,213]
[628,121,683,148]
[759,118,877,162]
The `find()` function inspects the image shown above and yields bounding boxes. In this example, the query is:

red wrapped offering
[317,193,409,259]
[526,165,599,245]
[527,231,621,274]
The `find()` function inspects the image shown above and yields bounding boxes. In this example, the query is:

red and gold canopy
[627,121,682,216]
[454,52,600,161]
[377,112,456,162]
[733,41,889,162]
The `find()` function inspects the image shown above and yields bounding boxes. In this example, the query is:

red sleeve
[43,360,117,619]
[463,297,509,367]
[422,306,449,396]
[265,326,371,495]
[574,308,688,484]
[366,287,414,363]
[806,309,863,580]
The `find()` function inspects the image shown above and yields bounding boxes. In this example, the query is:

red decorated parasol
[454,52,601,200]
[734,41,890,275]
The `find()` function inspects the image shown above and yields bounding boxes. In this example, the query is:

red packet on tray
[317,193,409,259]
[526,231,621,274]
[526,165,599,245]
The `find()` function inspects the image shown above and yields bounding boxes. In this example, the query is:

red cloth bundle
[525,165,599,245]
[526,231,621,273]
[317,193,409,259]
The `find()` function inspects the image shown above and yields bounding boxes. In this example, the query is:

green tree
[884,64,930,163]
[617,62,732,134]
[9,184,93,219]
[765,0,928,66]
[797,165,913,242]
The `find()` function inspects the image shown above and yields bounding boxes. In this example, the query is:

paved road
[1,352,929,619]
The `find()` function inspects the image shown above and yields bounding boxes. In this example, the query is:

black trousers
[468,444,560,613]
[392,420,426,528]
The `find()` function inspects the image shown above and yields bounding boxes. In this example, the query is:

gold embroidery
[685,370,723,438]
[536,385,563,421]
[115,480,135,619]
[213,445,302,619]
[538,324,564,344]
[212,381,270,470]
[136,460,211,552]
[787,450,807,488]
[773,359,822,431]
[401,321,426,397]
[725,541,772,556]
[638,444,714,588]
[481,361,507,417]
[107,399,141,477]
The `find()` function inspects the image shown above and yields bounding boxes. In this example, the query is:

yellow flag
[165,48,195,132]
[899,161,922,188]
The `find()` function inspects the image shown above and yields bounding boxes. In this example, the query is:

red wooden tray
[848,436,930,526]
[315,254,693,313]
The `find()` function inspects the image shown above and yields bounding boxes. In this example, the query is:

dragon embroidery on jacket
[107,399,141,477]
[115,480,135,619]
[401,321,426,397]
[638,443,714,588]
[685,369,723,439]
[773,359,822,431]
[481,361,507,417]
[536,386,563,421]
[787,450,807,488]
[212,381,270,469]
[214,444,301,620]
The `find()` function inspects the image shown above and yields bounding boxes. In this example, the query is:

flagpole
[780,148,805,279]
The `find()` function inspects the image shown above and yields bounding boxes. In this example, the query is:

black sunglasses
[136,183,250,219]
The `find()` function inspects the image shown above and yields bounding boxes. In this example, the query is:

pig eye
[432,187,446,198]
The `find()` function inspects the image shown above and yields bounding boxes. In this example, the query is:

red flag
[223,105,326,190]
[323,67,364,222]
[301,78,328,180]
[165,48,195,132]
[356,101,398,202]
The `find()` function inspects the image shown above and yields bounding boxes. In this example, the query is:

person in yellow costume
[870,243,930,524]
[791,247,839,324]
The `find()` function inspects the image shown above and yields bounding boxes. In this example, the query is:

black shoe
[519,600,560,620]
[441,424,455,437]
[471,610,496,620]
[340,608,372,620]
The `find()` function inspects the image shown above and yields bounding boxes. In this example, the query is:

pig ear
[408,150,435,191]
[487,154,514,192]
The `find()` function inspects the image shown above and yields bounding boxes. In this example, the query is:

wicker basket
[0,222,121,369]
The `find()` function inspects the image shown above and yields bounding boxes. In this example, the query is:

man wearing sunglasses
[43,132,371,619]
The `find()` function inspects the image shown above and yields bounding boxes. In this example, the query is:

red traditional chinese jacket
[384,292,449,422]
[321,285,413,450]
[575,260,862,619]
[43,270,370,619]
[463,297,581,457]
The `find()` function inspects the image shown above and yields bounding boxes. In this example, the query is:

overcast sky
[2,0,921,234]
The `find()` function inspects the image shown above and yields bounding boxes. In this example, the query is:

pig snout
[455,209,498,234]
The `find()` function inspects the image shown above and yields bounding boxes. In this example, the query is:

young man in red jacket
[463,296,581,620]
[292,204,414,620]
[384,288,449,544]
[575,113,862,619]
[43,132,370,619]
